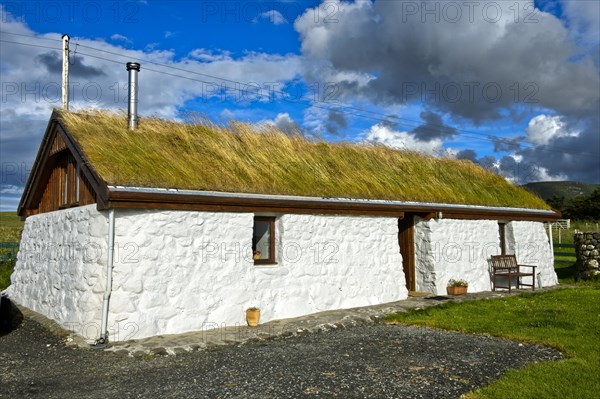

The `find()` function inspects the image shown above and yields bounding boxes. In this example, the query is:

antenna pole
[61,34,70,110]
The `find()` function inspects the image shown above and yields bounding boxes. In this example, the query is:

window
[498,222,506,255]
[253,216,276,264]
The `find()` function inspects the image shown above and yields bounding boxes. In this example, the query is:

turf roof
[60,110,550,210]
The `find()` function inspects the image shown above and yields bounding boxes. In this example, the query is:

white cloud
[525,114,579,145]
[258,113,303,135]
[363,123,443,155]
[187,48,232,62]
[260,10,288,25]
[0,6,304,209]
[219,109,236,120]
[560,0,600,46]
[110,34,131,43]
[535,166,568,182]
[294,0,600,121]
[0,195,21,212]
[0,10,302,121]
[0,185,23,195]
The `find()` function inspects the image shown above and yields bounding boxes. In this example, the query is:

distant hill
[522,181,599,201]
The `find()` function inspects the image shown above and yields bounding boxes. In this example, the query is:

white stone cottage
[6,110,559,342]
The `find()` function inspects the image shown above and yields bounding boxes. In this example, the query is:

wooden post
[61,34,70,110]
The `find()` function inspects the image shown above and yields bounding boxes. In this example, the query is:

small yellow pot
[246,308,260,327]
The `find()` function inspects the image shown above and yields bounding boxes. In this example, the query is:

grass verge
[0,262,15,291]
[385,283,600,398]
[0,212,23,290]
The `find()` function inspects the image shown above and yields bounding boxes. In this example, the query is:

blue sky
[1,0,599,211]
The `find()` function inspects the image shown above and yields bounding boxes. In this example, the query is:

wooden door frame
[398,214,416,291]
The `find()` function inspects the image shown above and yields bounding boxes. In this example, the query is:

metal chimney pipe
[126,62,141,130]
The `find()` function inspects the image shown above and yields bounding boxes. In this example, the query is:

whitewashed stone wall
[107,210,254,341]
[273,214,406,319]
[506,221,557,288]
[108,211,406,341]
[8,205,556,342]
[414,218,500,294]
[414,218,557,294]
[7,205,108,336]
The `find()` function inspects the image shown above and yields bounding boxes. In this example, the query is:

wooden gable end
[18,112,108,218]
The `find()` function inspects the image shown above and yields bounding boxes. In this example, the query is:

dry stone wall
[575,232,600,280]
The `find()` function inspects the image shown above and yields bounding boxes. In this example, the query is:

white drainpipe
[96,209,115,345]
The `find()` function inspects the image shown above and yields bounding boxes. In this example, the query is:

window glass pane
[253,220,271,261]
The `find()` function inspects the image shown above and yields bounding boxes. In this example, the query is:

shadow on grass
[555,263,576,282]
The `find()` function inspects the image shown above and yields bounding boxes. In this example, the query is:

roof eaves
[106,185,560,221]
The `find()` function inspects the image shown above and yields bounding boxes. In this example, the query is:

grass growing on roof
[61,110,550,209]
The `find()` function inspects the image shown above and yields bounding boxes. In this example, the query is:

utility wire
[1,35,598,158]
[67,47,600,159]
[0,33,581,151]
[70,41,598,157]
[0,31,62,42]
[0,39,60,51]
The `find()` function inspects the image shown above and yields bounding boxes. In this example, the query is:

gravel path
[0,318,562,398]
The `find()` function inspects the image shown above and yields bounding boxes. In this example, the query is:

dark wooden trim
[17,118,58,217]
[498,222,507,255]
[253,216,276,264]
[398,214,416,291]
[441,212,556,222]
[53,118,109,208]
[18,110,109,217]
[106,189,559,221]
[107,199,406,217]
[420,212,436,221]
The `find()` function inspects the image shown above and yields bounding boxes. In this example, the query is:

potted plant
[446,279,468,295]
[246,307,260,327]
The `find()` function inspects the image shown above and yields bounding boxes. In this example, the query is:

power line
[1,35,598,158]
[70,47,598,158]
[0,39,60,51]
[0,31,61,42]
[0,34,575,152]
[70,41,598,157]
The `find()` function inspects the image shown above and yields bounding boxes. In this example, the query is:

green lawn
[550,219,599,245]
[386,275,600,398]
[2,211,599,398]
[0,212,23,241]
[0,212,23,290]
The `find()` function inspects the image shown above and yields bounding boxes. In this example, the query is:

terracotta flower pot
[446,286,468,295]
[246,308,260,327]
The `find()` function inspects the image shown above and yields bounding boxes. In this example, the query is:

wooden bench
[490,255,536,293]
